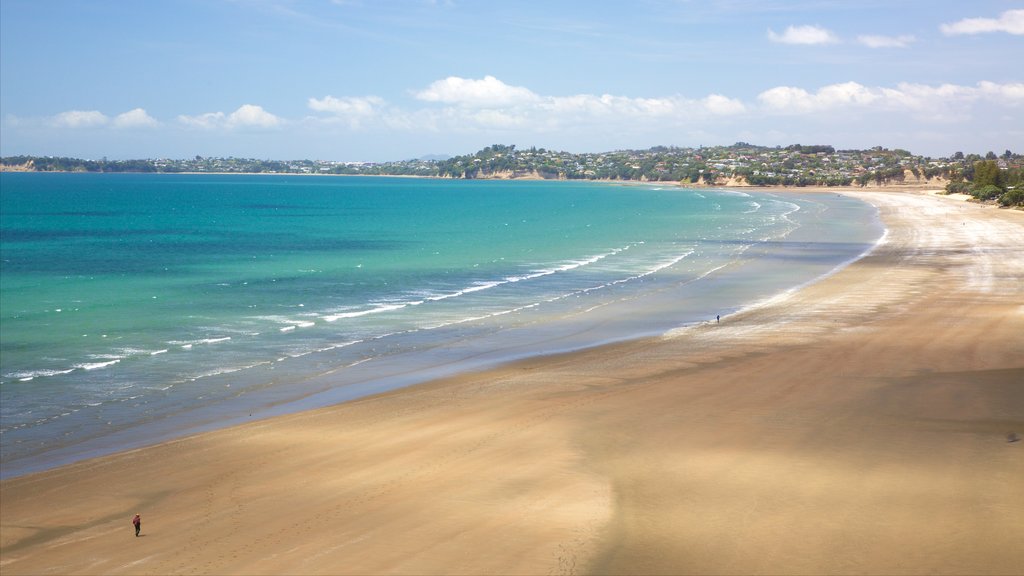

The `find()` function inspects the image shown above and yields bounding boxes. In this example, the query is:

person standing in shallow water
[132,513,141,537]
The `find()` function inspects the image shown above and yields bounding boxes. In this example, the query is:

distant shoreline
[0,166,953,191]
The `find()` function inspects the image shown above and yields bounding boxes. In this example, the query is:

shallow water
[0,174,882,477]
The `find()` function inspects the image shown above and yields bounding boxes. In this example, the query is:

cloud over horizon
[940,9,1024,36]
[309,76,748,133]
[857,34,916,48]
[113,108,159,129]
[28,77,1024,133]
[414,75,540,107]
[49,110,110,128]
[10,77,1023,159]
[756,80,1024,124]
[45,108,159,129]
[178,105,283,130]
[767,25,839,45]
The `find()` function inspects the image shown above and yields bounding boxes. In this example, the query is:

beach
[1,189,1022,574]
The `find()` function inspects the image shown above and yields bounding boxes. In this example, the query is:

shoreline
[2,189,1022,574]
[11,169,1016,209]
[0,184,880,480]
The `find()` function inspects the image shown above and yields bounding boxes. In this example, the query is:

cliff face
[0,160,34,172]
[463,169,561,180]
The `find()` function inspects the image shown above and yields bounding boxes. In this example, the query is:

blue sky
[2,0,1021,161]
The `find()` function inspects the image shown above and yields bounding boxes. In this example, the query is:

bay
[0,173,882,477]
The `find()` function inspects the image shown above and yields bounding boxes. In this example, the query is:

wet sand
[2,190,1022,575]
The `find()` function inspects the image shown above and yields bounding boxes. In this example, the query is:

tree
[945,181,970,194]
[999,188,1024,207]
[974,184,1003,201]
[972,160,1004,191]
[985,151,998,160]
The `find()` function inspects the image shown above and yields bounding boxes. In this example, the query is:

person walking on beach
[716,314,720,324]
[132,513,141,537]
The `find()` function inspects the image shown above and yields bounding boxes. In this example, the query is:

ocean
[0,173,882,477]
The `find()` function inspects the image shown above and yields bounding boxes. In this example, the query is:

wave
[4,346,168,382]
[276,339,365,361]
[323,302,408,322]
[416,248,695,331]
[424,246,636,303]
[9,368,76,382]
[168,336,232,349]
[318,247,634,324]
[75,359,121,371]
[714,189,752,198]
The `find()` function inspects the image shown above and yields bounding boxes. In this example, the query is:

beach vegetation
[998,188,1024,207]
[942,159,1023,206]
[972,160,1005,191]
[973,184,1004,201]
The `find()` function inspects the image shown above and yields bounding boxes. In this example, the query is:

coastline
[2,189,1022,574]
[0,180,880,480]
[9,169,1015,209]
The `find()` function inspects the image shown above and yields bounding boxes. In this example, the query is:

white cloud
[757,81,1024,120]
[757,82,880,113]
[414,75,540,107]
[857,34,915,48]
[767,25,839,45]
[177,105,282,129]
[304,77,751,134]
[468,108,525,129]
[113,108,159,128]
[976,80,1024,102]
[890,81,1024,113]
[703,94,747,115]
[404,76,748,131]
[177,111,226,129]
[308,95,385,116]
[50,110,109,128]
[227,104,282,128]
[540,94,678,118]
[940,9,1024,36]
[307,95,418,130]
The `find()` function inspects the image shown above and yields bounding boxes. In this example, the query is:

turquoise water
[0,173,881,477]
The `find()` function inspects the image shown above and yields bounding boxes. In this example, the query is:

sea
[0,173,883,478]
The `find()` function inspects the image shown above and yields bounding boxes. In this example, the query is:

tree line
[945,159,1023,207]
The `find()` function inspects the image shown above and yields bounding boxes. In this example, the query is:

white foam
[169,336,232,349]
[11,368,75,381]
[422,245,634,306]
[713,189,752,198]
[76,359,120,371]
[323,303,407,322]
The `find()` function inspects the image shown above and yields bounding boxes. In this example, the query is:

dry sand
[2,190,1022,575]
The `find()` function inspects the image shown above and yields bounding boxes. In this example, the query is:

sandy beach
[1,189,1022,575]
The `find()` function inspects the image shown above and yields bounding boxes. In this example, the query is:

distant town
[3,142,1021,206]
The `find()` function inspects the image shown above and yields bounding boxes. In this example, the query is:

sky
[1,0,1022,161]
